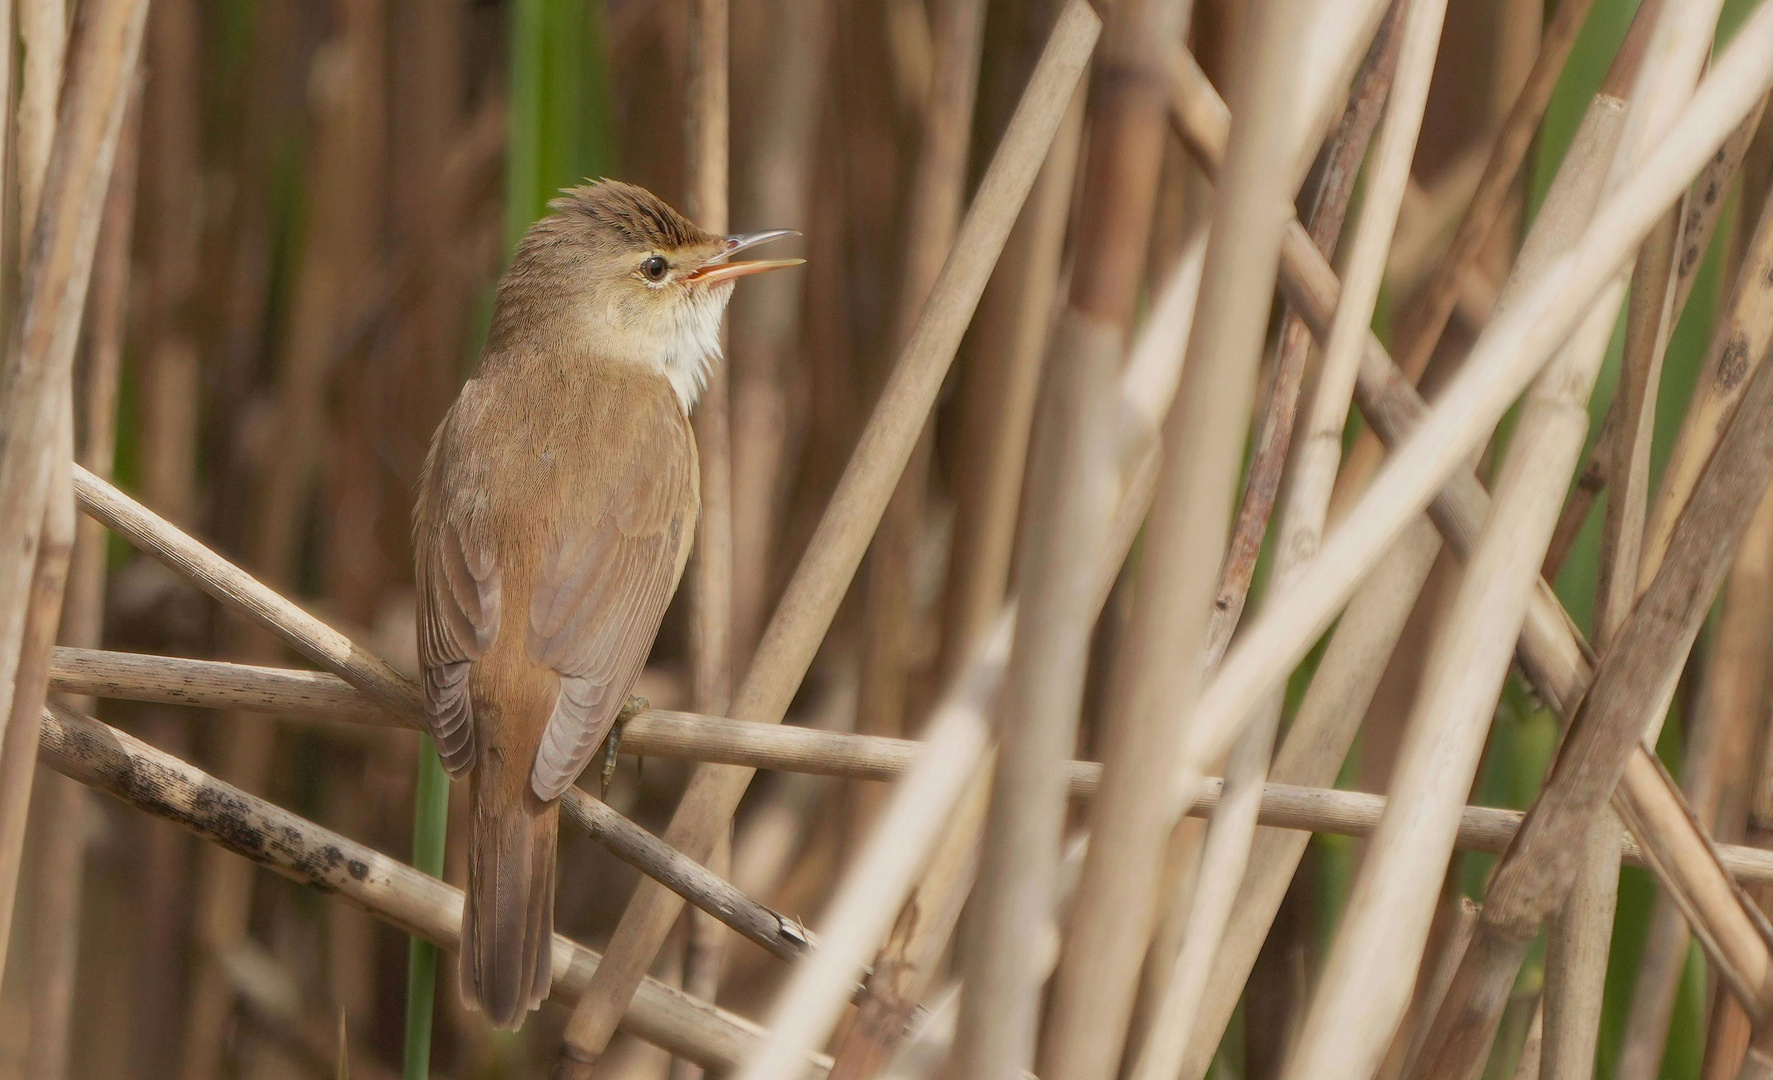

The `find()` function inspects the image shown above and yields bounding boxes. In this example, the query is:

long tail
[462,761,558,1029]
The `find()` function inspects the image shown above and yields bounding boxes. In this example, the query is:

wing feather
[528,422,693,802]
[416,517,502,777]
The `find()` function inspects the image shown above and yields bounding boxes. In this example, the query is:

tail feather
[462,764,558,1029]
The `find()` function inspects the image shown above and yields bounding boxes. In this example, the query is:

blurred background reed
[2,0,1772,1078]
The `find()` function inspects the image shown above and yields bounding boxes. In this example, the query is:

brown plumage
[413,180,799,1028]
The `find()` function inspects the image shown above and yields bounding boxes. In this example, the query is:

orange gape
[412,180,799,1028]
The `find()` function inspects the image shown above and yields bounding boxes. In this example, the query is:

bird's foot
[600,695,649,798]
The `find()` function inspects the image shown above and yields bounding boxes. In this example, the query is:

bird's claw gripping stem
[600,695,649,798]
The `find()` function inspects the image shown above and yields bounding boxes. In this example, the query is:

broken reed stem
[1390,0,1597,381]
[1137,7,1430,1079]
[68,470,808,962]
[32,701,817,1076]
[50,644,1773,884]
[0,0,149,979]
[1174,0,1773,837]
[557,6,1100,1065]
[733,620,1004,1080]
[1040,4,1319,1076]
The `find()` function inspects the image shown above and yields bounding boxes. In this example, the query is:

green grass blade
[402,738,451,1080]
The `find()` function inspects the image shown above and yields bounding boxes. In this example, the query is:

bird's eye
[641,255,669,281]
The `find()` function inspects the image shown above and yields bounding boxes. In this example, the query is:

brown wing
[527,420,694,801]
[415,513,502,777]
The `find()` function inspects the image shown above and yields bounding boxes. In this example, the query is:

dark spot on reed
[1720,334,1751,391]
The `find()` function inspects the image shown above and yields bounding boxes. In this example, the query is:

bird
[412,179,800,1029]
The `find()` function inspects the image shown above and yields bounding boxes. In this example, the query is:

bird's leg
[600,695,649,799]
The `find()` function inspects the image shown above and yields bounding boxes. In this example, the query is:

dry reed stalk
[825,756,992,1080]
[136,0,201,528]
[0,0,147,984]
[1576,67,1772,1080]
[1410,226,1773,1078]
[679,6,734,1076]
[1203,0,1403,666]
[938,44,1085,683]
[1171,3,1773,830]
[1544,90,1768,580]
[1335,2,1663,518]
[732,620,1005,1080]
[948,298,1120,1080]
[948,0,1189,1068]
[853,0,988,825]
[1168,36,1770,1046]
[1384,149,1488,300]
[4,0,69,1055]
[1389,0,1598,382]
[1542,11,1727,1077]
[15,0,63,235]
[1138,8,1439,1079]
[1646,200,1773,583]
[1040,4,1336,1078]
[51,644,1773,884]
[1276,82,1627,1080]
[1289,0,1394,193]
[1607,176,1773,1080]
[1398,898,1481,1076]
[21,76,141,1080]
[729,0,827,671]
[71,470,810,964]
[687,0,733,723]
[1181,517,1445,1080]
[556,7,1100,1066]
[1701,500,1773,1080]
[559,793,811,964]
[31,702,823,1076]
[71,470,423,713]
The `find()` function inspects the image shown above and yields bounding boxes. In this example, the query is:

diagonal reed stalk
[1276,65,1625,1080]
[1039,1,1337,1073]
[1410,251,1773,1075]
[1542,9,1725,1077]
[1163,17,1773,1073]
[554,5,1101,1067]
[33,701,819,1075]
[70,465,811,960]
[1155,8,1773,978]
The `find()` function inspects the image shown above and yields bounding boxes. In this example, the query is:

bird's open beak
[685,229,804,284]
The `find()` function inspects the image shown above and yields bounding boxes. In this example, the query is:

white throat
[658,282,734,411]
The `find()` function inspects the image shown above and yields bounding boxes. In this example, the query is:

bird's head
[488,179,801,409]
